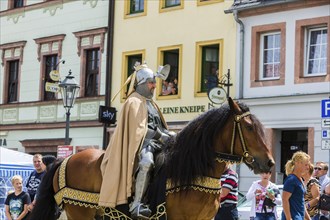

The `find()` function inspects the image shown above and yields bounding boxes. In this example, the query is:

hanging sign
[49,70,60,81]
[45,82,60,93]
[208,87,227,105]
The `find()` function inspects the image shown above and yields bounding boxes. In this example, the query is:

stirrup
[130,204,152,220]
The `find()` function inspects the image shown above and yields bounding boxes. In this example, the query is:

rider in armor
[129,66,175,219]
[99,63,174,219]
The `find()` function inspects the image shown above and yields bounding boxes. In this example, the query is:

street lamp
[59,70,80,145]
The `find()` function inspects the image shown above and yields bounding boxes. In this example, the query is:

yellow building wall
[111,0,236,123]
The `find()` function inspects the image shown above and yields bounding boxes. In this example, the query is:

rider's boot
[129,166,152,219]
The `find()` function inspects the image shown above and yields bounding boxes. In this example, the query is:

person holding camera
[245,171,282,220]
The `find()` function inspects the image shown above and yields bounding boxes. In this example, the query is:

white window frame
[259,31,281,80]
[304,26,327,77]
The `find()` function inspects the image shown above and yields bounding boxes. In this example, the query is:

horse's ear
[228,97,242,114]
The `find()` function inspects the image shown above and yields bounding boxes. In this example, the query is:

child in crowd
[246,171,282,220]
[5,175,31,220]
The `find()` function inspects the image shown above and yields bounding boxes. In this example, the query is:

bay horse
[30,98,274,220]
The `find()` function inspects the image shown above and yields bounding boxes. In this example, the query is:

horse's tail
[29,158,64,220]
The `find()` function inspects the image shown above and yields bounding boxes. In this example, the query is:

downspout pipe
[233,10,244,99]
[102,0,115,150]
[232,10,244,184]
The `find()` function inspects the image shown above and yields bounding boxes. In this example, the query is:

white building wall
[241,5,329,98]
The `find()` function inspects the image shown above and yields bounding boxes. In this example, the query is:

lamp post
[59,70,80,145]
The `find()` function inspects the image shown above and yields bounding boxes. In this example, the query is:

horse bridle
[215,111,255,164]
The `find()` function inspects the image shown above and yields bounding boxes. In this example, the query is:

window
[43,55,58,101]
[201,45,219,93]
[126,54,142,96]
[161,50,179,96]
[121,50,145,101]
[197,0,223,6]
[7,60,19,103]
[127,54,143,77]
[165,0,180,7]
[124,0,147,18]
[8,0,25,9]
[34,34,65,101]
[130,0,144,13]
[159,0,183,13]
[85,48,100,97]
[14,0,24,8]
[0,41,26,104]
[295,16,329,84]
[73,28,107,97]
[157,45,182,99]
[250,22,286,87]
[306,27,327,76]
[260,32,281,79]
[195,40,223,96]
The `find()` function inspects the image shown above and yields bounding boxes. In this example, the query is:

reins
[215,111,255,164]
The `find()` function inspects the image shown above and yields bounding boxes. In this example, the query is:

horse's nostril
[268,160,275,167]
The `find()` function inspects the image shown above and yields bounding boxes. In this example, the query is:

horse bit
[215,111,255,164]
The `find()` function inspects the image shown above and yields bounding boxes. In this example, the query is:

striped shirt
[220,168,238,205]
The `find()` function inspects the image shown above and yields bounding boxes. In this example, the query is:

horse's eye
[246,125,254,131]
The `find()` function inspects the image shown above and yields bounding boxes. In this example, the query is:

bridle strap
[233,111,250,154]
[216,111,255,164]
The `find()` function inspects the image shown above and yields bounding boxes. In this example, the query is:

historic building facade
[0,0,237,155]
[0,0,110,154]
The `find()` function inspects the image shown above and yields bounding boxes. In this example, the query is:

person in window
[206,67,219,94]
[245,171,282,220]
[161,80,172,96]
[172,77,178,95]
[281,151,311,220]
[99,63,175,219]
[302,162,320,220]
[215,163,239,220]
[5,175,31,220]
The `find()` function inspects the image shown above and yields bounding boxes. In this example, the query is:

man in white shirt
[313,162,330,193]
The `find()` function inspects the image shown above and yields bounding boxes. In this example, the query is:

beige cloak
[98,92,167,207]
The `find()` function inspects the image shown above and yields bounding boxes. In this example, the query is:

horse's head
[215,97,275,174]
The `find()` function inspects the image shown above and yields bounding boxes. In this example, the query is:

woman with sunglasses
[302,162,320,220]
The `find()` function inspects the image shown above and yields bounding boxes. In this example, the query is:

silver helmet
[134,63,170,86]
[136,65,155,86]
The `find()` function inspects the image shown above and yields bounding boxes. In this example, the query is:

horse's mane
[164,101,261,187]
